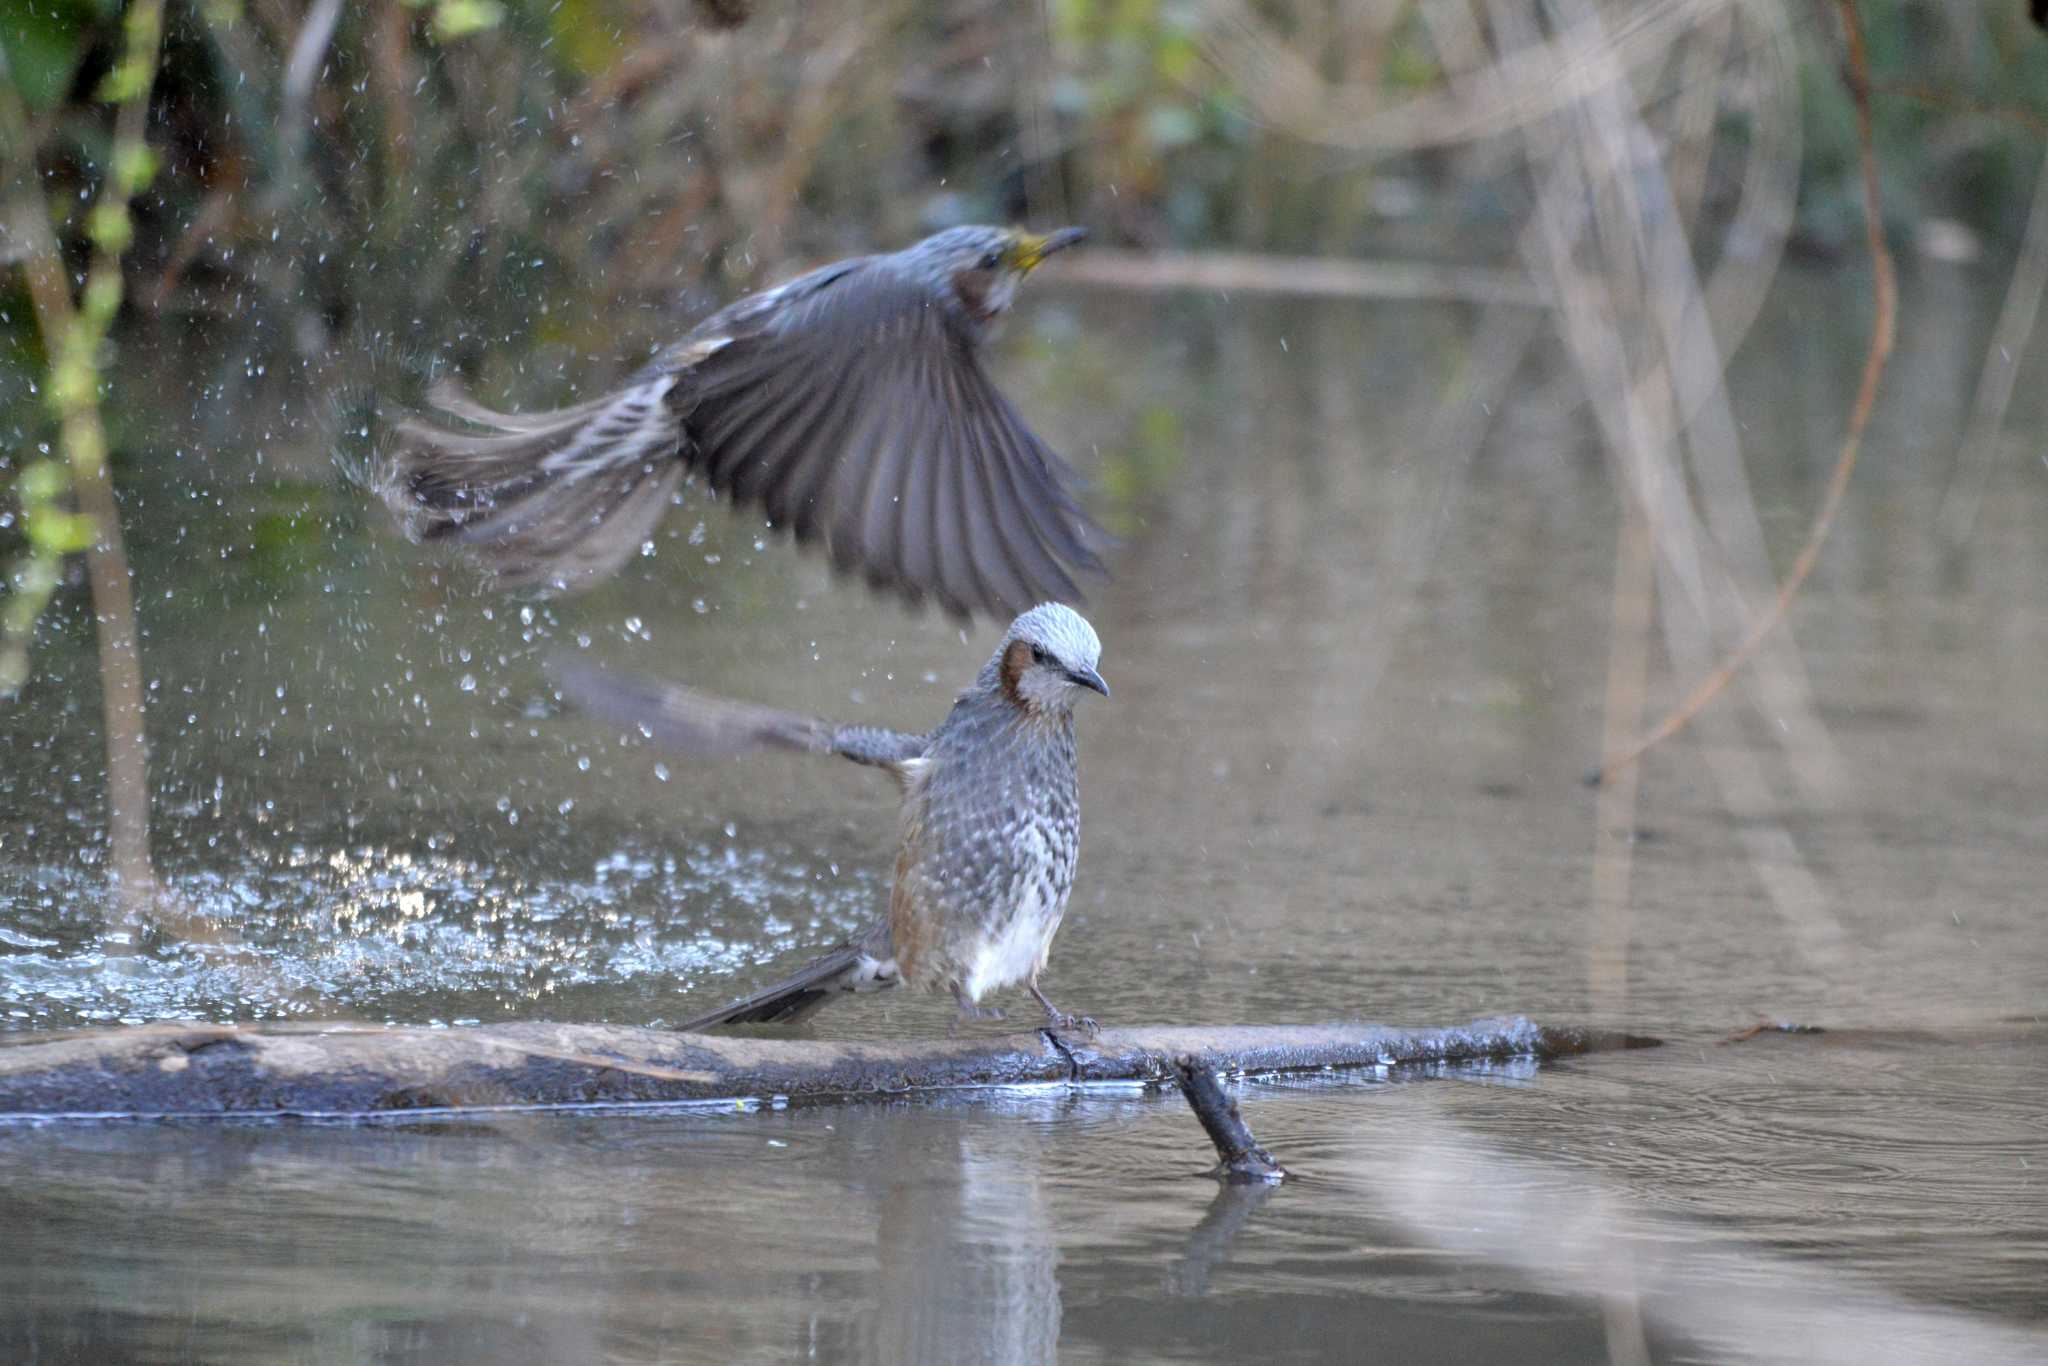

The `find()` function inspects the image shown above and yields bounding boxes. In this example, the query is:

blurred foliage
[0,0,2043,506]
[0,2,2039,329]
[1,0,168,696]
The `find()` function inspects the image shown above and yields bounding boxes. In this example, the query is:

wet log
[0,1015,1657,1121]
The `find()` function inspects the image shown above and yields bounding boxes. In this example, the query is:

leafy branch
[1,0,170,913]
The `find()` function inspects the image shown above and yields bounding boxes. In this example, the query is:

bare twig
[1872,79,2048,142]
[1591,0,1895,785]
[1718,1020,1825,1043]
[1172,1057,1288,1183]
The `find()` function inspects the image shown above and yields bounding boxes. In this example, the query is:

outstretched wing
[548,656,928,778]
[669,260,1109,619]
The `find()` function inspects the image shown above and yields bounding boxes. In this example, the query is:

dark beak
[1040,226,1088,256]
[1068,667,1110,698]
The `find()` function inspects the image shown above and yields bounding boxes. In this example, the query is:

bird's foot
[1045,1009,1099,1038]
[1029,983,1099,1038]
[948,984,1006,1034]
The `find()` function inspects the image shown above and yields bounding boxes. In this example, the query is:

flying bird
[383,226,1107,618]
[552,603,1110,1033]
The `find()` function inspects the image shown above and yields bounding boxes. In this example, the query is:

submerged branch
[1173,1056,1289,1183]
[0,1016,1656,1120]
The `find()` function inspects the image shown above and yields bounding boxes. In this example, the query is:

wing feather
[676,261,1105,616]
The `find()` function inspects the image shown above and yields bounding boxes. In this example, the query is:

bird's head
[902,225,1087,326]
[992,602,1109,717]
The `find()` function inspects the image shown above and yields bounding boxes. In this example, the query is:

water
[2,263,2046,1362]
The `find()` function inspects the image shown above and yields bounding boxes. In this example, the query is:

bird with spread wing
[381,226,1108,618]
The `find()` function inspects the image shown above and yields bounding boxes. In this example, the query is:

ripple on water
[0,836,882,1029]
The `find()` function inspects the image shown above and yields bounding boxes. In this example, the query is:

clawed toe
[1051,1011,1099,1038]
[1041,1003,1100,1037]
[1028,982,1097,1038]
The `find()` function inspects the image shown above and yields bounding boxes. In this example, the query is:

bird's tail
[379,376,687,591]
[676,927,896,1031]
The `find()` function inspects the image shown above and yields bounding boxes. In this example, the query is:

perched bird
[383,226,1107,618]
[552,602,1110,1033]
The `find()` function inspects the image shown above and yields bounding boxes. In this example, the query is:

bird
[381,225,1108,619]
[551,602,1110,1034]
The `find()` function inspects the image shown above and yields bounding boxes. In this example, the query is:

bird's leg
[1029,979,1098,1037]
[948,982,1006,1034]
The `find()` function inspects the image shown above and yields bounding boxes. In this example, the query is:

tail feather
[380,378,685,591]
[675,945,866,1030]
[676,924,897,1030]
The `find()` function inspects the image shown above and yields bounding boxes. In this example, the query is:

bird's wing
[669,261,1109,619]
[548,656,928,776]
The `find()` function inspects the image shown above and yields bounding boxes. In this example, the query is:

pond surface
[2,261,2045,1362]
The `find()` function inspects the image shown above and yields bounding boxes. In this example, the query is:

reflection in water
[868,1109,1063,1364]
[1374,1119,2048,1366]
[1,1029,2044,1362]
[1166,1181,1280,1299]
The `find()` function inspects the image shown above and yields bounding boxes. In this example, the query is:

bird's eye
[1029,644,1047,665]
[978,251,1002,270]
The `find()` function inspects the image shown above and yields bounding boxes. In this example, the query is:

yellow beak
[1010,226,1088,273]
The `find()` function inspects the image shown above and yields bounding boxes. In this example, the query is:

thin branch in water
[1172,1057,1288,1184]
[1590,0,1896,787]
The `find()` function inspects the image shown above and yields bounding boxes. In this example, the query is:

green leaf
[29,510,97,554]
[432,0,504,42]
[18,459,70,504]
[0,0,96,111]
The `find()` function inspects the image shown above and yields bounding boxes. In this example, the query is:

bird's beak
[1012,226,1088,273]
[1067,667,1110,698]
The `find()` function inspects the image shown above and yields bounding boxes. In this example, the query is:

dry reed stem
[1937,135,2048,546]
[1203,0,1722,153]
[1049,246,1548,306]
[1475,0,1847,962]
[1592,0,1895,784]
[1591,502,1655,1016]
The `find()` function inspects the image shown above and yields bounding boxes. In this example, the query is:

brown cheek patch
[999,639,1034,704]
[952,267,996,322]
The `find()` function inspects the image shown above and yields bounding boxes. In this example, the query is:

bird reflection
[864,1108,1063,1365]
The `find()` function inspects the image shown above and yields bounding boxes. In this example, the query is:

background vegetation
[4,0,2048,908]
[4,2,2047,376]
